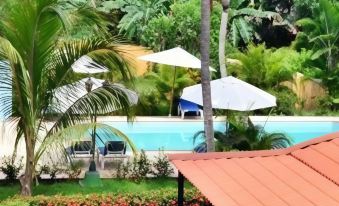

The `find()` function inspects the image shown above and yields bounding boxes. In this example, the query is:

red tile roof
[169,132,339,206]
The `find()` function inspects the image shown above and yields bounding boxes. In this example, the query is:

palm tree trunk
[219,1,229,77]
[201,0,214,152]
[21,135,35,196]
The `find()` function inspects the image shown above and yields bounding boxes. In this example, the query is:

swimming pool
[97,121,226,151]
[254,121,339,144]
[96,120,339,151]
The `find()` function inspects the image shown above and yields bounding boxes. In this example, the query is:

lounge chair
[70,141,92,156]
[178,99,203,119]
[65,140,99,163]
[99,141,129,169]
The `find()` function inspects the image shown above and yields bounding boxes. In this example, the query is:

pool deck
[1,115,339,179]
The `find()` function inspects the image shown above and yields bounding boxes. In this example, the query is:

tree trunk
[21,136,34,196]
[219,6,229,77]
[201,0,214,152]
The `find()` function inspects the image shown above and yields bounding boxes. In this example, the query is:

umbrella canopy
[138,47,216,71]
[72,56,109,74]
[181,76,276,111]
[50,77,138,114]
[138,47,215,116]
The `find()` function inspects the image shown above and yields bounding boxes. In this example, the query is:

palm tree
[143,65,195,114]
[0,0,135,196]
[201,0,214,152]
[219,0,230,77]
[193,117,292,152]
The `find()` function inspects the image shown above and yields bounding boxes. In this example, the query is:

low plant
[114,150,174,180]
[1,189,212,206]
[48,163,62,180]
[0,156,24,183]
[36,163,62,181]
[152,150,174,178]
[130,150,152,182]
[65,160,84,179]
[270,86,298,115]
[115,161,131,179]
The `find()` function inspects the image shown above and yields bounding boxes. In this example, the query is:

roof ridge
[168,132,339,161]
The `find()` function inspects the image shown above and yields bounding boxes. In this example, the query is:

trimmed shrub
[1,189,211,206]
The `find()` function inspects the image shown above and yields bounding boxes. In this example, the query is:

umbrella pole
[169,66,177,117]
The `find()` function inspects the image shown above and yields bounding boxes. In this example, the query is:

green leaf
[234,18,253,44]
[230,21,240,47]
[311,47,332,60]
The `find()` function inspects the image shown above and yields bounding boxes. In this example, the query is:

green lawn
[0,178,191,201]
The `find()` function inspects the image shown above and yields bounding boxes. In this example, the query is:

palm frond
[46,83,137,137]
[35,122,138,164]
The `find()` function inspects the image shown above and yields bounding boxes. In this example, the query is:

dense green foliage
[193,115,292,152]
[133,65,196,115]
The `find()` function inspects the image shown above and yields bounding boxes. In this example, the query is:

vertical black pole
[178,172,184,206]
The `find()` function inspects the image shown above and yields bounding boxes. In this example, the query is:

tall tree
[0,0,135,195]
[219,0,229,77]
[201,0,214,152]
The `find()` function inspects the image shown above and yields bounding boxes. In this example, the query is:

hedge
[0,188,212,206]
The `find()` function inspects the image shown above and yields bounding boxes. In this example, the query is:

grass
[0,178,191,201]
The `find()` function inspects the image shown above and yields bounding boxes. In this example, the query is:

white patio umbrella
[138,47,215,116]
[50,77,138,114]
[72,55,109,74]
[181,76,276,111]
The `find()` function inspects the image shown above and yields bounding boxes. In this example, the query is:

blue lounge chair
[99,141,128,169]
[178,99,203,119]
[69,141,92,155]
[65,140,95,164]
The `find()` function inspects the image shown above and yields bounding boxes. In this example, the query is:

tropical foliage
[227,0,292,47]
[133,65,195,115]
[229,44,312,88]
[193,116,292,152]
[102,0,173,41]
[294,0,339,71]
[0,0,136,195]
[141,0,222,67]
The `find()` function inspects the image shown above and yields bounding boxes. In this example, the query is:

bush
[2,189,212,206]
[114,150,174,180]
[130,150,152,182]
[152,150,174,178]
[65,160,84,179]
[115,160,131,179]
[36,163,62,180]
[0,156,23,182]
[269,86,298,115]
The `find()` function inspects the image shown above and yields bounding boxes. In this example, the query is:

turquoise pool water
[95,121,339,151]
[254,121,339,144]
[97,121,226,151]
